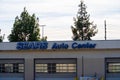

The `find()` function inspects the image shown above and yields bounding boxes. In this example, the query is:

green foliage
[74,76,79,80]
[71,1,98,40]
[0,29,5,42]
[100,76,105,80]
[8,7,47,42]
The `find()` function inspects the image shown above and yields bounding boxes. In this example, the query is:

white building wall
[0,49,120,80]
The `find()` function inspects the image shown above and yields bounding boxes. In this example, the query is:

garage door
[0,59,24,80]
[34,58,77,80]
[105,58,120,80]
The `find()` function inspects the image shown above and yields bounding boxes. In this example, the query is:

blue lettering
[16,42,96,50]
[22,42,29,49]
[16,42,23,50]
[40,42,48,49]
[72,42,78,49]
[72,42,96,49]
[52,43,69,49]
[52,43,57,49]
[16,42,48,50]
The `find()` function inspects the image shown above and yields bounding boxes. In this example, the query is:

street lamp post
[40,25,46,38]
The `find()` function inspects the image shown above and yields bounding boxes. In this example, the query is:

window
[48,63,56,73]
[0,63,24,73]
[18,64,24,72]
[13,63,18,72]
[5,64,13,73]
[0,64,5,72]
[107,63,120,73]
[35,64,47,73]
[56,64,76,72]
[35,63,76,73]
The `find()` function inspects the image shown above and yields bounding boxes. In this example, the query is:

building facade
[0,40,120,80]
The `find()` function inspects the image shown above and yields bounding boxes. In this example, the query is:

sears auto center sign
[16,41,96,50]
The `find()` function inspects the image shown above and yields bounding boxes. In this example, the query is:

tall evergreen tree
[71,0,98,40]
[8,7,46,42]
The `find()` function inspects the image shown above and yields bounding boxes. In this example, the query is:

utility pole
[40,25,46,38]
[104,20,107,40]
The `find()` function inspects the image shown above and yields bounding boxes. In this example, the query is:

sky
[0,0,120,42]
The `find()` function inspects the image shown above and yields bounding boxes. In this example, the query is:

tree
[71,0,98,40]
[8,7,47,42]
[0,29,5,42]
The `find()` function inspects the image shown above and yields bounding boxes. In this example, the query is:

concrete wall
[0,49,120,80]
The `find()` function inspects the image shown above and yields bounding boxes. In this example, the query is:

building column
[25,58,34,80]
[77,57,82,78]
